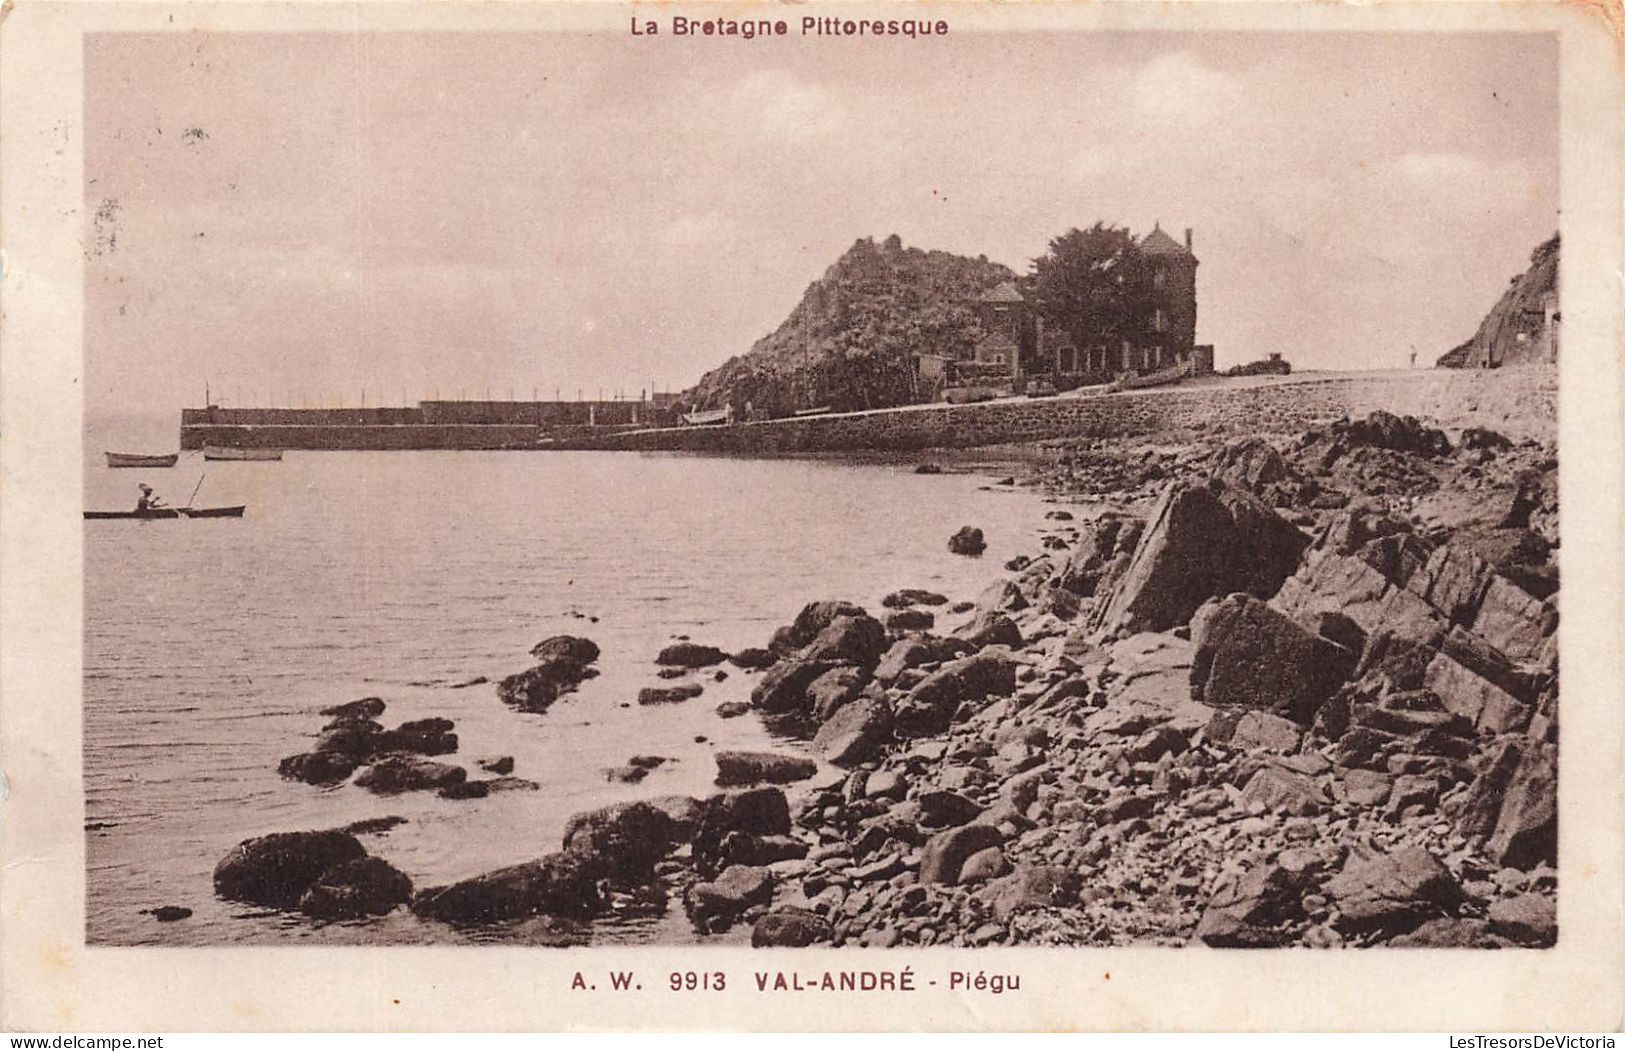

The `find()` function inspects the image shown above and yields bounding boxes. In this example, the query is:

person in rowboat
[135,484,166,513]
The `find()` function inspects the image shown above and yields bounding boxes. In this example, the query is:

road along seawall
[561,368,1555,453]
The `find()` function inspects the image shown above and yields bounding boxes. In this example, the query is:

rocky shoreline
[204,406,1558,949]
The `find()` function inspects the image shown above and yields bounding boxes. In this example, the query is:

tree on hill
[1027,223,1153,356]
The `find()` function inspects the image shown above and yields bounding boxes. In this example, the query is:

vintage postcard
[1,0,1622,1033]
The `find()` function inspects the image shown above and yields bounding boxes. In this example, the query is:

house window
[1153,268,1166,290]
[1153,308,1166,333]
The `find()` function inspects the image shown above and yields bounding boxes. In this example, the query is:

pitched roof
[1140,224,1193,258]
[980,281,1025,303]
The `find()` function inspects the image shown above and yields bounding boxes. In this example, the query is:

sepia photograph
[3,0,1622,1033]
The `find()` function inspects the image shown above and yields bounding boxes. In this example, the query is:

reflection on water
[85,448,1058,945]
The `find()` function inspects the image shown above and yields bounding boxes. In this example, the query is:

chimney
[1184,227,1194,252]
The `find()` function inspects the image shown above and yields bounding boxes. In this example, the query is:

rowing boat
[203,446,283,461]
[83,506,246,520]
[105,451,179,468]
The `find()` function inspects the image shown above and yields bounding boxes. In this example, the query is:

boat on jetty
[105,452,179,468]
[203,446,283,461]
[84,505,246,520]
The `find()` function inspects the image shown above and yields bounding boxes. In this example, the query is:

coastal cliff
[1438,234,1559,368]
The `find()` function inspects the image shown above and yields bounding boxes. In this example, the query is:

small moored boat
[84,506,246,520]
[680,406,734,426]
[203,446,283,461]
[106,452,179,468]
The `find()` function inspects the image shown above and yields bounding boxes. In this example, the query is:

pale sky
[85,30,1558,415]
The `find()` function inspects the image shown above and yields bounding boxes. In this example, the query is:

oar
[179,473,206,517]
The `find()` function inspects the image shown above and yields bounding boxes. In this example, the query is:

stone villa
[923,223,1214,394]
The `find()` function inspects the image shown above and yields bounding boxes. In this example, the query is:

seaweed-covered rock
[714,751,817,787]
[213,830,367,909]
[948,526,986,556]
[354,756,467,795]
[656,642,729,668]
[411,852,602,924]
[561,801,678,881]
[298,856,413,921]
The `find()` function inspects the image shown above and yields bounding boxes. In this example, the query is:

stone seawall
[179,424,543,451]
[564,371,1521,454]
[178,369,1554,453]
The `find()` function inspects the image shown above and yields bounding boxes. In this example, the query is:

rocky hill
[682,236,1015,416]
[1438,234,1558,368]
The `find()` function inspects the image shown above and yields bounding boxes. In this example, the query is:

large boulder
[1211,436,1297,498]
[686,866,774,932]
[656,642,728,667]
[1054,513,1143,597]
[278,751,359,785]
[811,694,893,766]
[706,787,792,836]
[213,830,367,909]
[1322,847,1463,938]
[805,666,869,722]
[1471,576,1557,663]
[918,790,984,829]
[1092,479,1308,634]
[320,697,386,722]
[729,647,776,670]
[314,721,384,758]
[1271,548,1443,643]
[1334,411,1452,457]
[883,589,949,609]
[885,608,936,632]
[298,856,413,921]
[1457,740,1557,870]
[874,636,971,685]
[637,683,705,706]
[919,823,1004,885]
[750,659,838,715]
[530,635,601,664]
[1404,544,1495,626]
[354,756,467,795]
[411,852,602,924]
[714,751,818,787]
[770,601,866,655]
[561,801,677,881]
[1190,594,1357,724]
[1239,765,1331,816]
[802,614,888,667]
[691,788,792,878]
[953,611,1024,651]
[981,864,1076,922]
[1487,893,1557,947]
[1423,627,1535,734]
[1194,863,1305,947]
[377,717,458,756]
[895,648,1018,736]
[752,907,835,947]
[497,652,598,713]
[948,526,986,556]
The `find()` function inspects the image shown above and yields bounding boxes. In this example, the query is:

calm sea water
[84,439,1060,945]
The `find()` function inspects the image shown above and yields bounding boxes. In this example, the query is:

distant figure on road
[135,484,165,513]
